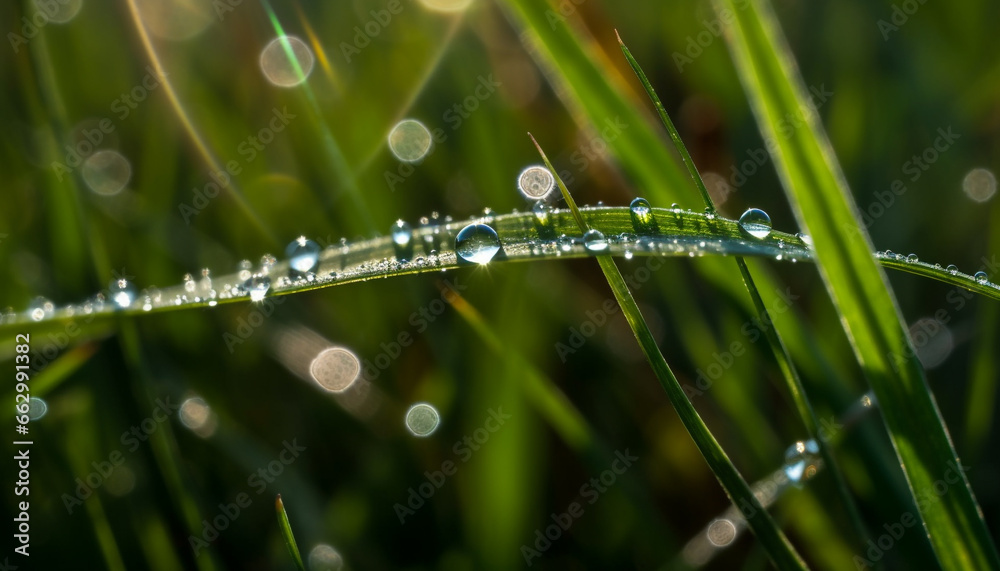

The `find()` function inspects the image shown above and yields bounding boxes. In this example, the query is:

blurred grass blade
[530,133,809,570]
[275,495,306,571]
[615,31,869,551]
[715,0,1000,567]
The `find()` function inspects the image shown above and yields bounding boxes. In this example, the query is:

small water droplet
[237,259,253,281]
[946,264,959,276]
[629,197,656,234]
[624,250,634,260]
[670,202,680,210]
[532,201,550,225]
[286,236,320,273]
[244,274,271,302]
[796,232,813,246]
[906,253,919,263]
[455,223,500,264]
[738,208,772,239]
[260,254,277,274]
[974,271,988,284]
[183,273,196,293]
[28,297,54,322]
[783,439,820,486]
[583,229,608,252]
[109,278,136,309]
[405,402,440,437]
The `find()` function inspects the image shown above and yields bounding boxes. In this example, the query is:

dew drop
[237,259,253,281]
[629,197,656,234]
[286,236,320,273]
[455,223,500,264]
[796,232,813,247]
[260,253,277,274]
[260,35,315,88]
[738,208,772,239]
[244,274,271,302]
[946,264,959,276]
[783,439,820,486]
[391,220,412,247]
[109,278,136,309]
[183,273,196,293]
[583,229,608,252]
[974,271,988,285]
[28,297,54,322]
[405,403,440,437]
[906,253,919,263]
[517,165,555,200]
[532,201,551,226]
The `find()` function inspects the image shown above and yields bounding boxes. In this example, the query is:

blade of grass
[615,31,870,555]
[715,0,1000,567]
[275,495,306,571]
[530,132,808,570]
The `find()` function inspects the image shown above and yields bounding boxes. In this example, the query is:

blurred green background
[1,0,998,569]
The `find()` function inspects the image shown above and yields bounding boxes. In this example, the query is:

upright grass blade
[615,31,870,554]
[714,0,1000,568]
[529,133,808,570]
[275,495,306,571]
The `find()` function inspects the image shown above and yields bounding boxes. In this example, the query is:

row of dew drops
[6,166,996,325]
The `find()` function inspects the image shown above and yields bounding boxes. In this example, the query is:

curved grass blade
[530,133,808,570]
[615,31,869,553]
[275,495,306,571]
[714,0,1000,567]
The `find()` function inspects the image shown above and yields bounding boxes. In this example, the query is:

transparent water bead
[517,165,555,199]
[455,223,500,264]
[532,201,551,225]
[391,220,412,247]
[783,439,820,486]
[260,253,277,274]
[796,232,813,247]
[405,403,440,437]
[906,253,919,263]
[183,273,196,293]
[237,259,253,281]
[738,208,772,239]
[582,229,608,252]
[946,264,959,276]
[28,297,54,322]
[260,35,315,88]
[974,271,988,285]
[285,236,321,273]
[244,274,271,302]
[629,197,655,234]
[388,119,433,163]
[109,278,136,309]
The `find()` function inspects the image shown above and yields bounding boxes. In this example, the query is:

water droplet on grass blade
[28,297,54,321]
[947,264,959,275]
[783,439,820,486]
[245,274,271,302]
[629,197,655,234]
[906,253,919,263]
[109,278,136,309]
[975,271,988,284]
[738,208,772,239]
[583,229,608,252]
[455,223,500,264]
[287,236,320,273]
[796,232,813,247]
[405,403,440,437]
[238,259,253,281]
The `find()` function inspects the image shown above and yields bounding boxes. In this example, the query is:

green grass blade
[530,133,808,570]
[615,31,869,552]
[275,495,306,571]
[715,0,1000,567]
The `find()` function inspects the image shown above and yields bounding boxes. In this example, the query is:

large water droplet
[629,197,656,234]
[783,439,820,486]
[906,253,919,263]
[28,297,54,321]
[109,278,136,309]
[517,165,555,200]
[583,229,608,252]
[974,271,988,285]
[286,236,320,273]
[455,223,500,264]
[739,208,772,239]
[946,264,959,276]
[405,403,440,437]
[245,274,271,302]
